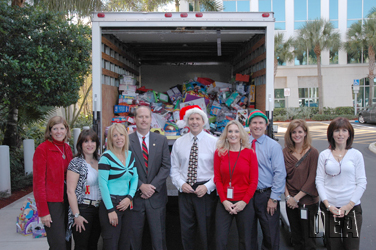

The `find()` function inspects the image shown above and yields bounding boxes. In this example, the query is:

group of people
[33,106,367,250]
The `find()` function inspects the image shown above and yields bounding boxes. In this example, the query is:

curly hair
[216,120,250,156]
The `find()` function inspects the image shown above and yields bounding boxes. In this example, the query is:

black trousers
[320,202,363,250]
[249,189,280,250]
[178,188,217,250]
[215,200,254,250]
[286,203,318,250]
[130,199,167,250]
[45,202,71,250]
[99,197,132,250]
[72,204,101,250]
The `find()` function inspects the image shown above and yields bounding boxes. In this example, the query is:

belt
[256,187,271,193]
[82,199,100,207]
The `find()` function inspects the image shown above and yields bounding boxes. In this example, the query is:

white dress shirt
[316,148,367,207]
[136,131,150,150]
[170,130,218,194]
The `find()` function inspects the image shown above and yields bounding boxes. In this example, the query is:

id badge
[227,187,234,199]
[300,207,308,220]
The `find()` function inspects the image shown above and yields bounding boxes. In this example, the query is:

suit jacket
[129,132,171,210]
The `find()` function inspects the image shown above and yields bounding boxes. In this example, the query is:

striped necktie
[187,136,198,186]
[142,136,148,173]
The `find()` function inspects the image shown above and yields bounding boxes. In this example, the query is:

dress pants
[130,198,167,250]
[45,202,71,250]
[215,200,254,250]
[72,204,101,250]
[286,203,318,250]
[178,184,217,250]
[249,189,280,250]
[99,196,132,250]
[320,202,362,250]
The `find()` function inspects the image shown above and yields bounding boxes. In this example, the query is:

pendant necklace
[53,143,66,159]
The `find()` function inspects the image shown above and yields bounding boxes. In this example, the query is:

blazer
[129,132,171,210]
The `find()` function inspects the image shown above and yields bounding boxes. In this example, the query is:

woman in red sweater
[33,116,73,250]
[214,120,258,250]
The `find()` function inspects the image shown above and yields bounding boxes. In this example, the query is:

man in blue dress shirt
[246,110,286,250]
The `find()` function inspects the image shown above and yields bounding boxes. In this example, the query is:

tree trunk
[11,0,25,7]
[194,0,200,11]
[3,106,20,149]
[314,45,323,114]
[175,0,180,12]
[368,45,375,106]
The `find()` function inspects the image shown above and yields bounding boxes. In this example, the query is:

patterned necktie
[187,136,198,186]
[142,136,148,173]
[252,139,256,151]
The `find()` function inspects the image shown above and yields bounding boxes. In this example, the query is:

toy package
[16,198,46,238]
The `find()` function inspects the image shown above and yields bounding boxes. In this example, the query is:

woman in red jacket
[214,120,258,250]
[33,116,73,250]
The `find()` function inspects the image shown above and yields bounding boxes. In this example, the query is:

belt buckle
[93,201,100,207]
[83,199,90,205]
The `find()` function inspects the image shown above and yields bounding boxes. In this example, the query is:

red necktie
[142,136,148,173]
[252,139,256,151]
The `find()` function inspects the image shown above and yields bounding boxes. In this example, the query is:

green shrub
[9,148,33,191]
[273,108,286,117]
[311,114,336,121]
[274,115,286,121]
[73,114,93,129]
[334,107,354,115]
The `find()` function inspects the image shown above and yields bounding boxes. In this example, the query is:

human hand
[267,199,278,216]
[286,196,299,209]
[194,185,208,198]
[116,197,131,211]
[141,193,150,199]
[182,183,195,193]
[139,184,156,198]
[73,215,88,233]
[338,203,354,217]
[222,200,236,214]
[41,214,53,228]
[108,211,118,227]
[233,201,247,213]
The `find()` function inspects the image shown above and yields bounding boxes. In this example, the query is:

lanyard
[228,146,242,187]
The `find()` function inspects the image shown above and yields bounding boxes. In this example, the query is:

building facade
[219,0,375,109]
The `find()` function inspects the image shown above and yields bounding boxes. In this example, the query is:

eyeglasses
[324,158,342,177]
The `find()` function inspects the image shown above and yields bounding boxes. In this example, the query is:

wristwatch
[271,199,278,203]
[74,213,80,218]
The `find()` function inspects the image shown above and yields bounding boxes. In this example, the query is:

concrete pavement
[0,193,48,250]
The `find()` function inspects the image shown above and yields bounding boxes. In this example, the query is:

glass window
[329,0,338,28]
[274,89,285,108]
[223,1,236,12]
[347,0,374,28]
[295,0,321,29]
[259,0,285,30]
[294,0,306,21]
[330,48,339,64]
[237,1,250,11]
[298,88,319,107]
[363,0,373,18]
[308,0,320,20]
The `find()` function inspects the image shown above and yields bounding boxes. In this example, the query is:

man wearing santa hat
[170,105,218,250]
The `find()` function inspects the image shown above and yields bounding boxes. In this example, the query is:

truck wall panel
[256,84,266,113]
[102,84,118,145]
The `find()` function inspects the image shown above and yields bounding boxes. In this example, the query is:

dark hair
[284,119,312,153]
[75,128,100,160]
[327,117,354,150]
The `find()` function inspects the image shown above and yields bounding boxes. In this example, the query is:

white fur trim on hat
[183,108,208,126]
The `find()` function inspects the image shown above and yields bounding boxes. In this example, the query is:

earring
[240,139,242,144]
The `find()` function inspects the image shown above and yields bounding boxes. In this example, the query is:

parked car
[358,104,376,124]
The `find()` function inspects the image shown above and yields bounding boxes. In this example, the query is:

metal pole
[72,128,81,154]
[23,139,35,175]
[0,145,11,197]
[354,92,358,116]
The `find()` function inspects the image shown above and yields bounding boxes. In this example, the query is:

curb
[369,142,376,154]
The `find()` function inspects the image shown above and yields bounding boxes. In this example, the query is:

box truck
[91,11,275,150]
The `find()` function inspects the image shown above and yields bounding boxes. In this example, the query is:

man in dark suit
[129,106,171,250]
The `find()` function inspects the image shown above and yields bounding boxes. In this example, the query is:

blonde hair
[216,120,250,156]
[44,116,71,142]
[106,123,129,157]
[284,119,312,153]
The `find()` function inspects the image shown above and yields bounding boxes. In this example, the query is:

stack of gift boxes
[111,74,255,137]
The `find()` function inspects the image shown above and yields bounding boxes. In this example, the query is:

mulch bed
[0,186,33,209]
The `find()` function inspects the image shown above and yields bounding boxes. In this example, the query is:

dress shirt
[249,134,286,200]
[170,130,218,194]
[316,148,367,207]
[136,131,150,149]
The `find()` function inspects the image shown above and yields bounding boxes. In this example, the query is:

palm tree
[274,33,294,79]
[345,19,376,106]
[293,19,341,114]
[367,7,376,18]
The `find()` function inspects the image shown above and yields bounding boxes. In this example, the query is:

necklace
[53,143,66,159]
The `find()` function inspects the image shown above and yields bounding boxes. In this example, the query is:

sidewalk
[0,192,48,250]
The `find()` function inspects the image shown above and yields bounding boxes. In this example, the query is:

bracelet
[293,197,299,203]
[327,204,332,211]
[286,195,291,201]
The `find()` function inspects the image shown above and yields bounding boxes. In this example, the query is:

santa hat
[246,109,269,126]
[176,105,208,129]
